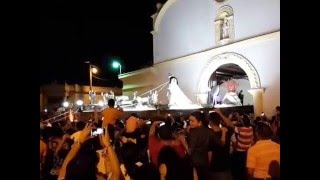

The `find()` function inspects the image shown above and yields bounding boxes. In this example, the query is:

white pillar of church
[248,88,265,117]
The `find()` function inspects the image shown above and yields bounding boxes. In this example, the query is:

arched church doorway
[207,63,252,107]
[197,53,264,116]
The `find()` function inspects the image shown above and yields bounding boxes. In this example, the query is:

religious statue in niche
[221,16,229,39]
[152,2,163,26]
[156,2,163,13]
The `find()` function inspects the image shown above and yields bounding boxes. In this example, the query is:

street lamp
[76,100,84,106]
[112,61,122,74]
[92,67,98,74]
[98,100,104,107]
[63,101,69,108]
[85,62,98,91]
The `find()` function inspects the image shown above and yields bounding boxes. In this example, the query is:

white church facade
[119,0,280,117]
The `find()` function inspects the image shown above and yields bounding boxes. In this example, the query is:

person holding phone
[58,123,121,180]
[214,109,254,180]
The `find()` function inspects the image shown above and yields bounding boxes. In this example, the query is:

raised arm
[101,125,121,180]
[214,109,235,129]
[54,134,70,156]
[177,133,190,154]
[93,109,99,123]
[58,124,92,180]
[149,121,162,136]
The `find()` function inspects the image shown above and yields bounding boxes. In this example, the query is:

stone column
[248,88,265,117]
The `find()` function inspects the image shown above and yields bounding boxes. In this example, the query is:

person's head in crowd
[115,119,125,129]
[41,126,54,141]
[121,142,160,180]
[131,113,139,119]
[261,115,268,122]
[126,116,139,133]
[151,116,173,140]
[137,118,146,128]
[75,121,86,131]
[158,146,194,180]
[65,128,76,135]
[273,106,280,123]
[43,126,63,151]
[230,112,239,121]
[58,120,73,132]
[255,116,262,122]
[172,127,185,140]
[65,137,101,180]
[160,115,185,139]
[276,106,280,115]
[166,113,175,125]
[189,111,207,128]
[108,99,115,108]
[59,120,67,128]
[49,126,64,139]
[156,121,174,141]
[241,114,251,127]
[172,115,184,130]
[209,111,223,127]
[58,138,74,159]
[255,122,273,140]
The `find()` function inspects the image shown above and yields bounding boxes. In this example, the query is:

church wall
[153,0,214,63]
[153,0,280,64]
[153,56,211,105]
[154,35,279,117]
[121,33,279,117]
[228,38,280,116]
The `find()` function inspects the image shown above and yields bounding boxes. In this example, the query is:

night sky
[40,1,161,87]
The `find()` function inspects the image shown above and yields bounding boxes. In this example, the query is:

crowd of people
[40,99,280,180]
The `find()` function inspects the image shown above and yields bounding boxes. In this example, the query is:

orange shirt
[96,149,111,175]
[246,139,280,178]
[101,108,123,127]
[40,140,47,163]
[125,116,138,133]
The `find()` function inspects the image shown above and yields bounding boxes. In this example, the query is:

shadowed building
[40,82,122,112]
